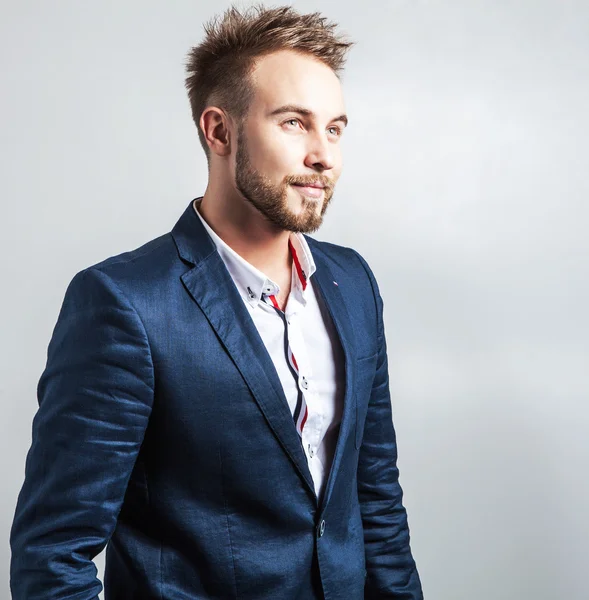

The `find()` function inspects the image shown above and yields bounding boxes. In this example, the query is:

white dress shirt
[192,199,345,501]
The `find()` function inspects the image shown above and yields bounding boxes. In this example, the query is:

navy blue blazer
[11,200,423,599]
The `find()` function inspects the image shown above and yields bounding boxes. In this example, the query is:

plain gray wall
[2,1,588,599]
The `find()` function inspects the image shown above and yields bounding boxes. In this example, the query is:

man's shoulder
[71,231,184,304]
[91,232,171,268]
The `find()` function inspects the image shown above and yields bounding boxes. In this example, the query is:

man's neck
[199,185,293,287]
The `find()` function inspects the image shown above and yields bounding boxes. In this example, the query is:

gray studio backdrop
[2,1,588,599]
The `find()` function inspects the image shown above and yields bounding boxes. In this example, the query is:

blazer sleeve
[353,251,424,600]
[10,267,155,600]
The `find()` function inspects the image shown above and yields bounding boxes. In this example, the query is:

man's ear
[200,106,233,157]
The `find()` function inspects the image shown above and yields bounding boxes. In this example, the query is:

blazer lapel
[307,241,358,511]
[171,201,316,499]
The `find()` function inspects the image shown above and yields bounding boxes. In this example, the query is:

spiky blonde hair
[185,5,354,157]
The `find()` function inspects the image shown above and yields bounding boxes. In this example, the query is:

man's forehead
[250,50,345,116]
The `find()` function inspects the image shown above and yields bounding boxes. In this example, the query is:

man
[11,5,423,599]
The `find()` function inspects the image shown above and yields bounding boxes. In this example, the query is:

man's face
[233,50,346,234]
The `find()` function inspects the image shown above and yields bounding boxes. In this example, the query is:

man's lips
[292,183,325,199]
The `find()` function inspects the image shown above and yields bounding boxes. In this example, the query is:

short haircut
[185,4,354,158]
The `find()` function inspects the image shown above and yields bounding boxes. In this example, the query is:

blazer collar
[170,198,218,267]
[304,237,358,510]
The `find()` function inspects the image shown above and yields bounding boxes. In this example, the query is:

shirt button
[308,444,314,458]
[318,520,326,538]
[300,377,309,390]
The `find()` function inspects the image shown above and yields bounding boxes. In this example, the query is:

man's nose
[304,132,335,172]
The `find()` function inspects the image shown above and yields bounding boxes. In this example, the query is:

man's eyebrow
[269,105,348,127]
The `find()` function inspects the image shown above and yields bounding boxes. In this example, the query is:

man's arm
[353,251,424,599]
[10,267,154,600]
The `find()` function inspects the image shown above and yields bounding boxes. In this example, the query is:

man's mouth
[292,183,325,199]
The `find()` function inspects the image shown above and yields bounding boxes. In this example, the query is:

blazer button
[318,519,326,538]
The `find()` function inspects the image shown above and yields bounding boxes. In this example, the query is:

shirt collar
[192,198,316,308]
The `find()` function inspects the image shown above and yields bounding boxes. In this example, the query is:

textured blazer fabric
[10,200,423,599]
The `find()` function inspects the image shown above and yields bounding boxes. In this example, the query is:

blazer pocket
[355,352,378,449]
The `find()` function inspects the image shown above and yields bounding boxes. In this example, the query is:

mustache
[285,174,334,191]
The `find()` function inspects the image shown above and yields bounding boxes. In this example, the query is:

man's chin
[287,190,323,214]
[291,210,324,234]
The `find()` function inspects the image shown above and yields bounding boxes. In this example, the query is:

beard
[234,128,335,234]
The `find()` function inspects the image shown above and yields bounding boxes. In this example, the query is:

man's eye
[328,126,342,136]
[284,119,301,128]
